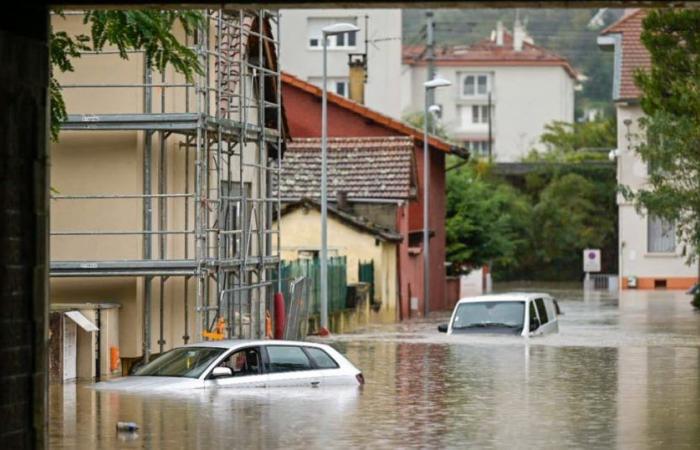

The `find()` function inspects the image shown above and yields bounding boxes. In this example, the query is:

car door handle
[310,381,320,387]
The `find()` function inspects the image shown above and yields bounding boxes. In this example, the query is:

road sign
[583,249,601,272]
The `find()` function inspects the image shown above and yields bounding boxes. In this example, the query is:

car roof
[456,292,551,304]
[181,339,329,350]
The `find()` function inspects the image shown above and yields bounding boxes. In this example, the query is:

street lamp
[423,76,451,318]
[320,22,360,332]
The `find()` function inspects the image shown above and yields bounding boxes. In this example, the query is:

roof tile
[277,136,415,200]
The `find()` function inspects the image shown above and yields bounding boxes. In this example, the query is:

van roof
[456,292,551,304]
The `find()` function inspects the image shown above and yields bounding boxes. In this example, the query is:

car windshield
[451,301,525,329]
[133,347,226,378]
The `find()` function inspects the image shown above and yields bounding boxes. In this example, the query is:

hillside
[402,9,624,118]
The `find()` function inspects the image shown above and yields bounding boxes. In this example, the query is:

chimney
[513,19,529,52]
[336,190,351,212]
[495,21,504,46]
[348,54,366,104]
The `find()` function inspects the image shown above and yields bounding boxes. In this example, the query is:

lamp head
[322,23,360,35]
[424,77,452,89]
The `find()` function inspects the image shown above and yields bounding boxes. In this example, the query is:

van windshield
[451,301,525,330]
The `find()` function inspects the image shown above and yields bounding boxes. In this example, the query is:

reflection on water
[51,287,700,449]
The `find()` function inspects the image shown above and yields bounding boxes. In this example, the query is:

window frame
[206,346,263,379]
[307,17,359,50]
[263,345,315,374]
[534,298,549,325]
[647,214,676,254]
[460,73,491,99]
[302,346,340,370]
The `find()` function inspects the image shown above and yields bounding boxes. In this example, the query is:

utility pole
[425,11,435,106]
[488,91,493,162]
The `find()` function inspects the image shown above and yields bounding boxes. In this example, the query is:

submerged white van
[438,293,560,337]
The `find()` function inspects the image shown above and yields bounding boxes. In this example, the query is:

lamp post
[320,23,359,332]
[423,77,451,318]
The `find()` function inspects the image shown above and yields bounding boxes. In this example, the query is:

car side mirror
[212,366,233,378]
[437,324,448,333]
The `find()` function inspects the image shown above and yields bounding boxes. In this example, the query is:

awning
[65,311,99,332]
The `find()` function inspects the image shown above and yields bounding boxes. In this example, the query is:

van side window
[534,298,549,324]
[529,302,540,330]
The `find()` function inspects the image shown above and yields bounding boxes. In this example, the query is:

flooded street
[51,286,700,449]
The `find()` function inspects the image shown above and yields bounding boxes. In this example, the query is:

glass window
[529,302,540,330]
[534,298,549,324]
[134,347,226,378]
[348,31,356,46]
[463,76,475,96]
[336,81,347,97]
[477,75,488,94]
[305,347,339,369]
[336,32,345,46]
[307,17,357,49]
[267,346,313,373]
[648,215,676,253]
[309,38,319,48]
[217,347,261,377]
[451,301,525,330]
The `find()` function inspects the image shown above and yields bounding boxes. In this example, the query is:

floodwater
[50,285,700,449]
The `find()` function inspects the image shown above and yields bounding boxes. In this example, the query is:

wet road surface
[50,286,700,449]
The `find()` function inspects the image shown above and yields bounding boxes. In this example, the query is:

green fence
[358,260,375,304]
[277,256,348,315]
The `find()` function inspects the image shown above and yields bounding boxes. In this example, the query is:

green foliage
[530,173,613,265]
[526,118,616,162]
[446,161,618,280]
[624,9,700,264]
[446,163,531,273]
[50,10,204,141]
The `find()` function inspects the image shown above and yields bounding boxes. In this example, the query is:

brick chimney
[348,54,367,105]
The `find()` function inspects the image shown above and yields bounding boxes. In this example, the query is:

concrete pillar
[0,6,50,449]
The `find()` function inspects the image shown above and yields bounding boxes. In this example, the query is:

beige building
[277,199,401,323]
[599,10,697,290]
[50,10,286,366]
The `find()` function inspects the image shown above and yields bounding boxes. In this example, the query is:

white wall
[616,104,696,281]
[405,64,575,162]
[280,9,402,119]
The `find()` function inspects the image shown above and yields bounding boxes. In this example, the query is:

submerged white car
[438,293,560,337]
[95,340,364,391]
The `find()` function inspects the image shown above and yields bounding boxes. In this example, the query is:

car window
[529,302,540,330]
[534,298,549,324]
[134,347,226,378]
[266,346,313,373]
[305,347,339,369]
[216,347,261,377]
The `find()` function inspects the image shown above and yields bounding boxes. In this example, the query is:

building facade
[281,73,468,317]
[50,11,286,366]
[599,10,697,289]
[279,8,402,119]
[402,21,577,162]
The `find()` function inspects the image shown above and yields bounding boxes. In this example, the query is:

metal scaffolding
[50,9,284,362]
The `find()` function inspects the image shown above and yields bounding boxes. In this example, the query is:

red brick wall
[283,83,449,315]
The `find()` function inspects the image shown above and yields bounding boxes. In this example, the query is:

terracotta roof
[281,72,466,156]
[277,136,415,201]
[600,9,650,101]
[403,31,578,79]
[281,198,403,243]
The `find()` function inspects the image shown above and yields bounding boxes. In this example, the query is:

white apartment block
[402,21,576,162]
[279,9,402,119]
[599,10,697,290]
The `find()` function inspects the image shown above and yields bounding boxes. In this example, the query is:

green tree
[51,10,204,140]
[625,10,700,294]
[445,162,531,274]
[531,173,613,267]
[525,117,616,162]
